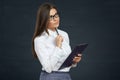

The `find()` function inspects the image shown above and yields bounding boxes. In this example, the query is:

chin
[55,24,59,28]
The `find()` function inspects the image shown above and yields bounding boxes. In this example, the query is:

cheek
[47,18,60,28]
[48,22,52,26]
[48,22,54,28]
[57,18,60,22]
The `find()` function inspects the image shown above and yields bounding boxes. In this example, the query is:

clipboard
[59,43,88,70]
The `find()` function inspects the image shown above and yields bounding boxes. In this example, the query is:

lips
[54,21,59,26]
[53,23,58,27]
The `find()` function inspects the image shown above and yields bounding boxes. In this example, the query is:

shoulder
[34,36,41,43]
[34,34,46,43]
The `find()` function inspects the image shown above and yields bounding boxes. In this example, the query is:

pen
[55,28,59,35]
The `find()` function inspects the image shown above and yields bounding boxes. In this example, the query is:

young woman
[32,2,82,80]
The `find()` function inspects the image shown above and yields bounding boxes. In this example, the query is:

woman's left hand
[72,54,82,64]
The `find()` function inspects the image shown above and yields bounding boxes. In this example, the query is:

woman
[32,2,82,80]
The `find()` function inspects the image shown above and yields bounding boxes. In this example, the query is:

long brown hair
[32,2,58,58]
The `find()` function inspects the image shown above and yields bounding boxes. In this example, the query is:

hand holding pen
[55,28,63,48]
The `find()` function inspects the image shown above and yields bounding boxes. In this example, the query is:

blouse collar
[42,29,58,37]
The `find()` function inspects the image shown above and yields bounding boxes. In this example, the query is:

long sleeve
[34,31,71,73]
[61,32,71,55]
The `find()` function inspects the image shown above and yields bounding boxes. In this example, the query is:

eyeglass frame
[49,13,59,21]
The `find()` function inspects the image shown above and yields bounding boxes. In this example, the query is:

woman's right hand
[56,35,63,48]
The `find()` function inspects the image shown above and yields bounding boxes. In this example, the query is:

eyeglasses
[49,13,59,21]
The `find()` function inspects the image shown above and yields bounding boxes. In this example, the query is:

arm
[34,34,71,73]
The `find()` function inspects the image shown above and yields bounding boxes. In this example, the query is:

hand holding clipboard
[59,43,88,70]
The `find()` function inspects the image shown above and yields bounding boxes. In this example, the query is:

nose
[52,17,58,22]
[53,18,57,21]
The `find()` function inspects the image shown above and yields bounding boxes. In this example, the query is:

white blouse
[34,29,74,73]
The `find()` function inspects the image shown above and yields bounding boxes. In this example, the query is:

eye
[49,16,53,18]
[54,13,59,18]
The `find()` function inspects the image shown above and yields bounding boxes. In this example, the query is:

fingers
[73,57,81,63]
[77,54,82,57]
[73,54,82,60]
[73,56,81,60]
[57,35,63,41]
[56,35,63,48]
[73,54,82,63]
